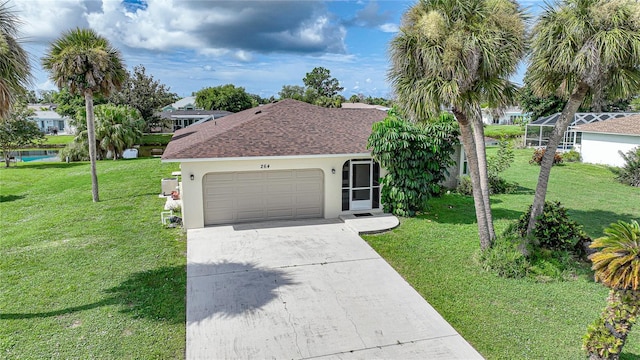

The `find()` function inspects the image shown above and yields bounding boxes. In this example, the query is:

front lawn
[0,158,185,358]
[364,148,640,359]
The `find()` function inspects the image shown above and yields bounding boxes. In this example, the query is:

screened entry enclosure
[342,159,381,211]
[524,112,638,149]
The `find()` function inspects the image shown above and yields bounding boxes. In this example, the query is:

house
[159,96,232,132]
[481,106,529,125]
[524,112,639,150]
[162,99,464,229]
[27,105,73,135]
[574,114,640,167]
[161,96,201,112]
[158,109,233,132]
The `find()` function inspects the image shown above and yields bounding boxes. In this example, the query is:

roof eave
[160,152,373,163]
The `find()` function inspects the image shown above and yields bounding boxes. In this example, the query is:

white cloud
[379,23,399,33]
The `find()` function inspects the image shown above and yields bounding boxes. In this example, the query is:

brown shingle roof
[161,99,388,160]
[575,114,640,136]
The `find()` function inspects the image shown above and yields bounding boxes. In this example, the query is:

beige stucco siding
[580,133,640,167]
[177,155,371,229]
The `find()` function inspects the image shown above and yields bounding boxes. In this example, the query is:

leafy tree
[348,94,361,103]
[525,0,640,236]
[108,65,177,131]
[388,0,526,249]
[52,87,87,120]
[0,101,43,167]
[518,82,565,122]
[584,220,640,360]
[42,28,126,202]
[0,2,31,118]
[195,84,255,112]
[302,67,343,98]
[279,85,306,101]
[368,109,459,217]
[631,97,640,111]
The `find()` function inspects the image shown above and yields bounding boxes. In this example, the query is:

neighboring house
[525,112,639,150]
[481,106,529,125]
[574,114,640,167]
[158,109,233,132]
[27,107,73,135]
[162,99,462,229]
[161,96,201,112]
[159,96,232,132]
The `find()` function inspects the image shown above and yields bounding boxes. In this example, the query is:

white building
[575,114,640,167]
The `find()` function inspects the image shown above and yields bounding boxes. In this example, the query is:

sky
[11,0,545,100]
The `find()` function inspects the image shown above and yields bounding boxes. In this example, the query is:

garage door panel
[204,169,323,225]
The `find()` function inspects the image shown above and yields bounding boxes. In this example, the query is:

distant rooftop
[575,114,640,136]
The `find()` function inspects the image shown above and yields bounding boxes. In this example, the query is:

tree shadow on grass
[1,265,186,323]
[1,262,297,325]
[567,209,640,238]
[421,194,524,225]
[621,353,640,360]
[0,194,25,203]
[9,162,86,170]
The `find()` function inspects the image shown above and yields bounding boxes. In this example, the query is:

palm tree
[0,2,31,118]
[42,28,126,202]
[388,0,526,249]
[94,104,143,160]
[584,220,640,360]
[525,0,640,235]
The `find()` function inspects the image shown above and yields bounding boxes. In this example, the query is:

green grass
[43,135,74,146]
[484,125,525,139]
[0,158,185,359]
[364,148,640,359]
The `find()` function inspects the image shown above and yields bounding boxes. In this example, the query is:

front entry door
[350,160,372,210]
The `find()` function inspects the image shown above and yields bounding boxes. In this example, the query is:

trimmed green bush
[515,201,587,252]
[563,149,581,162]
[615,146,640,187]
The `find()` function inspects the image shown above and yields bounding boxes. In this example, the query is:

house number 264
[260,164,270,169]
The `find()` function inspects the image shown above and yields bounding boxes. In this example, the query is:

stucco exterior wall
[177,155,374,229]
[580,133,640,167]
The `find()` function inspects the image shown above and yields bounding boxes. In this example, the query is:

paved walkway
[186,217,483,359]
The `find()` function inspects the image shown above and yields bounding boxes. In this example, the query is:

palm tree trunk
[526,81,589,235]
[84,90,99,202]
[453,107,492,250]
[470,105,496,240]
[584,289,640,360]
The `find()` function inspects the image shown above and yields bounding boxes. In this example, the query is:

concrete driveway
[186,219,483,359]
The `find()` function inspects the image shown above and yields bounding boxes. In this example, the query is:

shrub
[479,234,530,278]
[515,201,586,252]
[563,149,581,162]
[530,148,563,165]
[369,109,459,217]
[456,175,473,195]
[58,142,89,162]
[615,146,640,187]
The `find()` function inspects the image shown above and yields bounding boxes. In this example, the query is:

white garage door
[203,169,324,225]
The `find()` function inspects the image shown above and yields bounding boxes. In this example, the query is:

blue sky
[12,0,545,100]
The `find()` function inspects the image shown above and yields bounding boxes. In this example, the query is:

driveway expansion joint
[300,334,464,360]
[188,257,381,279]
